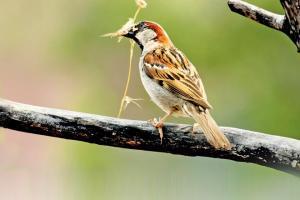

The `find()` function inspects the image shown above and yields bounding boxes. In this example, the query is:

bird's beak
[121,24,144,50]
[122,30,135,38]
[121,25,137,39]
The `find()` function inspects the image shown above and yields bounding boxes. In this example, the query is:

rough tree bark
[228,0,300,52]
[0,99,299,176]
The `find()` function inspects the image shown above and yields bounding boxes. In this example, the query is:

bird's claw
[148,118,163,128]
[148,117,164,143]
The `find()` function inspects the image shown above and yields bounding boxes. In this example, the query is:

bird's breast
[138,57,187,116]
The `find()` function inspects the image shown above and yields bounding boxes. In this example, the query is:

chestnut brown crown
[123,21,172,50]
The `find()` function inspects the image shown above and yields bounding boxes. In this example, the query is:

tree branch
[0,99,300,176]
[228,0,300,52]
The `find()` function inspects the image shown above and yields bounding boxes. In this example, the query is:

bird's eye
[138,22,147,30]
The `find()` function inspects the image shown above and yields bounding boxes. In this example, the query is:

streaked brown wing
[143,47,212,109]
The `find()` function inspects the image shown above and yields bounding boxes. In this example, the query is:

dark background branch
[0,99,300,176]
[228,0,300,52]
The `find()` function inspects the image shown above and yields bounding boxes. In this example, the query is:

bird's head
[122,21,173,50]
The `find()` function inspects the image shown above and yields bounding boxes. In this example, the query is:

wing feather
[143,47,212,109]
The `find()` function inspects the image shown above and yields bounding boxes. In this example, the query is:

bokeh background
[0,0,300,199]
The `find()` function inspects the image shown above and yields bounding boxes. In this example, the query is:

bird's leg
[152,112,171,128]
[149,110,174,143]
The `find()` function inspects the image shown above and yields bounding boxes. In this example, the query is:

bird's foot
[148,117,164,143]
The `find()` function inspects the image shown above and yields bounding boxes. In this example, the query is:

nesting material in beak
[102,19,136,42]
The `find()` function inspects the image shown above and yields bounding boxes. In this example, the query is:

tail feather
[192,110,231,150]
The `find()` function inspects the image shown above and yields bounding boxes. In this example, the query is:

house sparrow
[122,21,231,150]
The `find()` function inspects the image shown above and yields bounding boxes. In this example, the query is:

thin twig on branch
[0,99,300,176]
[228,0,300,52]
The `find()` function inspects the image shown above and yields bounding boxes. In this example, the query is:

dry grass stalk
[116,0,147,118]
[103,1,147,118]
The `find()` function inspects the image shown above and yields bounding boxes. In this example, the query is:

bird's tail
[191,109,231,150]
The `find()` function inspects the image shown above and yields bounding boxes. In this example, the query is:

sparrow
[122,21,231,150]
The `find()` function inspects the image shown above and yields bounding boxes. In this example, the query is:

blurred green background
[0,0,300,199]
